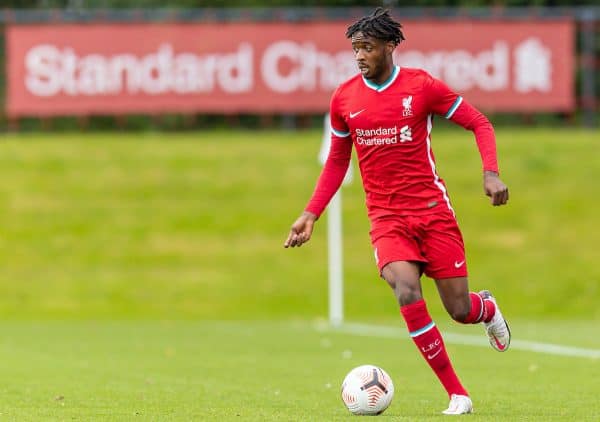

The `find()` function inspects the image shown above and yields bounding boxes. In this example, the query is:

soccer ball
[341,364,394,415]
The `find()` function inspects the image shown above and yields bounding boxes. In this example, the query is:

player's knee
[383,275,421,305]
[394,282,422,306]
[398,288,422,306]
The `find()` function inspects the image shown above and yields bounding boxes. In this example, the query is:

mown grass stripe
[318,322,600,360]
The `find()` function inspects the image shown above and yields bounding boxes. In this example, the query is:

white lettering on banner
[24,43,253,97]
[513,38,552,93]
[396,42,509,92]
[25,45,60,96]
[261,40,355,93]
[22,38,556,99]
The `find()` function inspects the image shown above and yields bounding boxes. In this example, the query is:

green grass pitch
[0,127,598,419]
[0,320,598,420]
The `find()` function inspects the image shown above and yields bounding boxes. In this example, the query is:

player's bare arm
[483,170,509,206]
[284,211,318,248]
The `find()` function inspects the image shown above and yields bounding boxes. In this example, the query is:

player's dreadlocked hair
[345,7,405,46]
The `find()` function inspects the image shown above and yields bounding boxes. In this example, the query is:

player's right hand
[284,211,318,248]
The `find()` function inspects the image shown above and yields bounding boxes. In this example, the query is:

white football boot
[479,290,511,352]
[442,394,473,415]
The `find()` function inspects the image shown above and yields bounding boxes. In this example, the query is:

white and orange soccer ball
[341,364,394,415]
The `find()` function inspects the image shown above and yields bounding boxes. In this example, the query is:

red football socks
[462,292,496,324]
[400,299,468,398]
[482,295,496,323]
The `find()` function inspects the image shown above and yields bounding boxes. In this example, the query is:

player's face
[351,32,394,83]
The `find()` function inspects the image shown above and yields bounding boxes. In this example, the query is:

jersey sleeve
[305,90,352,218]
[424,74,499,173]
[424,74,464,119]
[329,90,351,138]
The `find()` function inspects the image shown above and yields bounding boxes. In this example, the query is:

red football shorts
[370,211,468,279]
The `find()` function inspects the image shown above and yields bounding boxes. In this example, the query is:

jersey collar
[361,65,400,92]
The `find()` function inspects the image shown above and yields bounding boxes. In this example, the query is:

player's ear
[385,41,395,54]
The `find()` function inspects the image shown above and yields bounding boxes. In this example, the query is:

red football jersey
[306,66,498,219]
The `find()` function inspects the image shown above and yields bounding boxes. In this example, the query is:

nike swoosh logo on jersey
[454,260,465,268]
[349,109,365,118]
[427,348,442,360]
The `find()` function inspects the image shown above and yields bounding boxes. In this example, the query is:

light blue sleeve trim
[445,96,463,119]
[331,127,351,138]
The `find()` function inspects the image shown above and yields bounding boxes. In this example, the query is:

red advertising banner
[6,21,574,117]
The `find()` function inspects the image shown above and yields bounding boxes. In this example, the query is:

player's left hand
[483,171,509,206]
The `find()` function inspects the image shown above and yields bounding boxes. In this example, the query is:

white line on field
[315,322,600,360]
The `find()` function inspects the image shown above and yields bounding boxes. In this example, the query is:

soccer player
[284,8,511,415]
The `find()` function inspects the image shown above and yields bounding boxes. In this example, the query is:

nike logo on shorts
[454,260,465,268]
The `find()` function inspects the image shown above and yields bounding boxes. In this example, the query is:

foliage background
[6,1,600,8]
